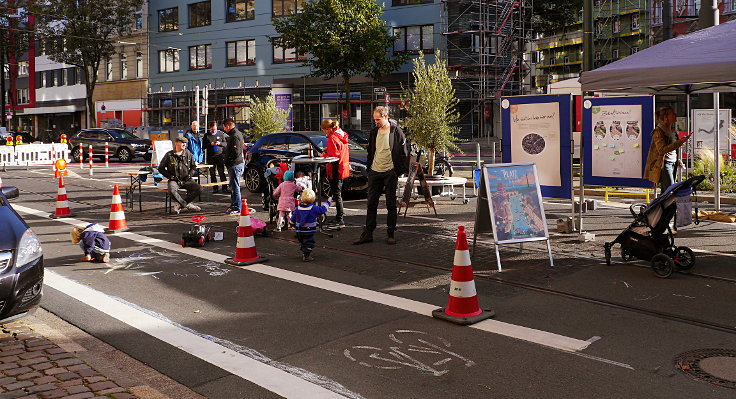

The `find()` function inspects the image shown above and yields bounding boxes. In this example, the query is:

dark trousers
[365,169,398,232]
[329,174,344,222]
[296,232,316,255]
[168,178,201,207]
[208,154,227,183]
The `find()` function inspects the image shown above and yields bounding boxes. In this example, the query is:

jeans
[167,178,201,207]
[228,163,244,210]
[329,174,344,222]
[660,161,676,195]
[365,169,398,232]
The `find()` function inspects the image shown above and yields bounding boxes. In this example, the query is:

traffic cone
[225,199,267,266]
[50,176,73,218]
[432,226,494,325]
[107,184,128,233]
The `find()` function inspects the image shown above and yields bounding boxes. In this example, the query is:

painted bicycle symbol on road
[343,330,475,376]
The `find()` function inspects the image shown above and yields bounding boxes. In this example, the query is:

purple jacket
[80,224,111,256]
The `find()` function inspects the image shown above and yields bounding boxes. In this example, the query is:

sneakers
[353,230,373,245]
[302,254,315,262]
[186,203,201,212]
[175,205,185,214]
[102,253,110,263]
[226,207,241,215]
[386,229,396,245]
[327,219,346,228]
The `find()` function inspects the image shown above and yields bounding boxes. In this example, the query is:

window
[159,49,180,73]
[549,57,555,65]
[631,14,640,30]
[226,40,256,66]
[227,0,255,22]
[189,1,211,28]
[189,44,212,70]
[67,68,76,85]
[563,56,570,63]
[612,49,619,59]
[613,16,620,33]
[273,0,305,17]
[18,61,29,77]
[594,51,601,60]
[57,69,65,86]
[120,54,128,80]
[76,67,83,84]
[631,46,639,54]
[17,88,28,105]
[45,71,54,87]
[393,25,434,54]
[134,8,144,30]
[595,20,603,37]
[136,51,143,78]
[40,71,46,87]
[106,59,113,81]
[158,7,179,32]
[53,69,60,86]
[2,64,7,79]
[392,0,433,5]
[273,43,306,63]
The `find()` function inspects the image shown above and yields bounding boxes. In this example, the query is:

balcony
[534,31,584,51]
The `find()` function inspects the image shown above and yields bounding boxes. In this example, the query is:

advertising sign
[583,96,654,188]
[692,109,732,157]
[273,87,293,131]
[501,94,572,199]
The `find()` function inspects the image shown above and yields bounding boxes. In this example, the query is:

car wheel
[71,147,83,162]
[245,166,264,193]
[117,147,132,163]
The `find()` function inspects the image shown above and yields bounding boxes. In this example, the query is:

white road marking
[15,204,623,364]
[43,271,354,399]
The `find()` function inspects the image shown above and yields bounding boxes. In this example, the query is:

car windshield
[112,129,139,140]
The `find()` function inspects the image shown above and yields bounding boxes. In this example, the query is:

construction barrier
[0,143,70,167]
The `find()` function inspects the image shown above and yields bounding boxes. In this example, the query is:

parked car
[68,128,152,163]
[0,186,44,324]
[345,129,369,147]
[0,131,37,144]
[244,131,368,195]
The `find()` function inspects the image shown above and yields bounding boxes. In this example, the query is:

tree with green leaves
[402,51,460,175]
[272,0,406,128]
[533,0,583,31]
[30,0,143,127]
[247,91,291,139]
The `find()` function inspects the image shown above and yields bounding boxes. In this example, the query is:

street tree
[533,0,583,31]
[247,91,291,139]
[30,0,143,127]
[401,50,460,175]
[272,0,406,128]
[0,1,34,128]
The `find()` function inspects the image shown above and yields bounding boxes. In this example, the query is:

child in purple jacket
[290,189,331,262]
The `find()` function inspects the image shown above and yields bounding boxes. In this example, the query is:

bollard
[88,144,93,176]
[80,143,84,169]
[51,143,56,172]
[105,142,109,167]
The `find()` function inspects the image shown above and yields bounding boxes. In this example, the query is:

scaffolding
[592,0,649,68]
[442,0,534,138]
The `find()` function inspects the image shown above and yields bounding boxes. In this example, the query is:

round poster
[521,133,546,155]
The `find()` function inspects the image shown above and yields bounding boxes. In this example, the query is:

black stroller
[261,160,283,225]
[604,175,705,278]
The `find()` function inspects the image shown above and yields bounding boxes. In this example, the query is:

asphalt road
[3,164,736,398]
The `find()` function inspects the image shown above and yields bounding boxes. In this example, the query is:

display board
[398,161,435,216]
[692,109,733,157]
[151,140,173,166]
[501,94,572,199]
[583,96,654,188]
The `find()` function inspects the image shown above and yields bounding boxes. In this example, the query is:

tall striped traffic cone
[225,199,267,266]
[107,184,128,233]
[432,226,494,325]
[50,176,73,218]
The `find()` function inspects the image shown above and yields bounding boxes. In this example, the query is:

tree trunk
[342,75,351,129]
[427,149,436,177]
[84,65,97,128]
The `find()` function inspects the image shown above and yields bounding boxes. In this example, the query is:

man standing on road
[222,118,245,215]
[203,121,229,194]
[185,121,204,164]
[159,137,202,214]
[354,106,410,245]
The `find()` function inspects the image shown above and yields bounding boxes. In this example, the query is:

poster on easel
[398,161,436,216]
[473,162,553,271]
[151,140,173,166]
[583,96,654,188]
[692,109,733,158]
[501,94,572,199]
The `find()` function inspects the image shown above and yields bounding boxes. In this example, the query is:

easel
[472,164,554,272]
[398,161,437,216]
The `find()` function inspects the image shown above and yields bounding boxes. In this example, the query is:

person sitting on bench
[159,136,202,214]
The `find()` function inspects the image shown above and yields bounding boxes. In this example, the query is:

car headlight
[16,229,42,267]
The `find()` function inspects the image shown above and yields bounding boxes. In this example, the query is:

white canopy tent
[580,19,736,209]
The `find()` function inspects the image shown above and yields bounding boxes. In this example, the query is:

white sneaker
[175,205,185,214]
[186,203,201,211]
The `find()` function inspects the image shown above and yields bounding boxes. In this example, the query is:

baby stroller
[604,175,705,278]
[262,161,283,224]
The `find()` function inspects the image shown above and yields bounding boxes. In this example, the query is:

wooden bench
[124,179,246,213]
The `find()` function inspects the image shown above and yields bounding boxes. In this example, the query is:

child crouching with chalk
[290,189,331,262]
[70,223,111,263]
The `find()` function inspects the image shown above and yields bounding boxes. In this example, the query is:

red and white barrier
[105,141,109,168]
[80,143,84,169]
[88,145,93,176]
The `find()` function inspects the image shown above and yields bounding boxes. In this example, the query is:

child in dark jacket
[70,223,111,262]
[290,189,331,262]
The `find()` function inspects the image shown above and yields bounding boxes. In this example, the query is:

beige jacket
[644,122,688,184]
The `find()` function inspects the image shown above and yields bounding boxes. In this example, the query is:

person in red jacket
[322,119,350,227]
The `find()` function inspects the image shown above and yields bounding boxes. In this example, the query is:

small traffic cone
[107,184,128,233]
[225,199,267,266]
[432,226,494,325]
[50,176,73,218]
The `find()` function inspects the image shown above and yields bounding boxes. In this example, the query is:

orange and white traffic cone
[432,226,494,325]
[225,199,267,266]
[107,184,128,233]
[50,176,73,218]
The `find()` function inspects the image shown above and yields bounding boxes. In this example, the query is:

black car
[69,128,152,163]
[345,129,369,147]
[244,131,368,195]
[0,186,44,324]
[1,131,37,144]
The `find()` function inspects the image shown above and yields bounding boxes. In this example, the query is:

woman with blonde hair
[322,118,350,228]
[644,106,691,193]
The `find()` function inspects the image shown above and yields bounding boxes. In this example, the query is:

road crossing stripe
[15,204,593,354]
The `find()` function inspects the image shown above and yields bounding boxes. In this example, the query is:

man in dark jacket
[354,106,410,245]
[222,118,245,215]
[159,136,202,213]
[203,121,229,193]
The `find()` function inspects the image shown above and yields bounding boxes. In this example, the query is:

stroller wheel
[604,243,612,266]
[672,246,696,272]
[651,254,675,278]
[621,248,635,262]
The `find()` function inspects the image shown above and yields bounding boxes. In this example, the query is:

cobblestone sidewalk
[0,321,136,399]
